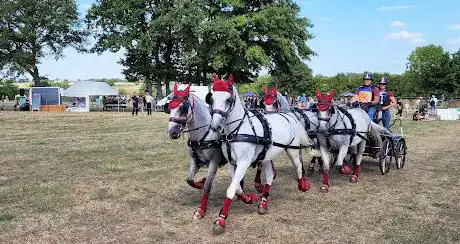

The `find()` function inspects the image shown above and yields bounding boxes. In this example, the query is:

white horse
[314,89,387,192]
[167,83,259,220]
[262,86,323,174]
[209,75,313,234]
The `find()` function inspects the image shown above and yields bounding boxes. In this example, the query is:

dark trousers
[132,103,139,115]
[146,102,152,115]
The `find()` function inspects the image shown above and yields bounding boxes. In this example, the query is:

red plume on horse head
[170,83,191,109]
[263,85,269,93]
[212,73,234,92]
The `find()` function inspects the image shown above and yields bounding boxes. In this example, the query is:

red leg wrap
[340,164,353,175]
[199,193,209,214]
[322,170,330,187]
[262,184,272,198]
[219,198,233,218]
[298,176,311,192]
[237,192,259,204]
[354,164,361,178]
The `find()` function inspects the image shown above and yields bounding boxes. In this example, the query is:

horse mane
[276,92,292,112]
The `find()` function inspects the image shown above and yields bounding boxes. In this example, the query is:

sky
[37,0,460,80]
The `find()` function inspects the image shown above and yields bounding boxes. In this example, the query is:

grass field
[0,112,459,243]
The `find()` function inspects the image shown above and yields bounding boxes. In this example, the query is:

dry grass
[0,112,459,243]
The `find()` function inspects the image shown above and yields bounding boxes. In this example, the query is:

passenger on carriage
[378,77,397,129]
[348,72,381,121]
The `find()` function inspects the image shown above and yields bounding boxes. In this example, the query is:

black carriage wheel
[379,140,392,175]
[394,140,407,170]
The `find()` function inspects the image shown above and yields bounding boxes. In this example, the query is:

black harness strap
[188,125,226,167]
[327,107,357,146]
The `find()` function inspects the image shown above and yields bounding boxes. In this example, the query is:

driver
[349,72,380,121]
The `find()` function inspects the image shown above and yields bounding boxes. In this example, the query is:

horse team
[167,74,390,234]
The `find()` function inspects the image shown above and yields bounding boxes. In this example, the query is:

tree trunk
[165,81,170,96]
[155,81,163,99]
[31,66,40,86]
[145,79,153,94]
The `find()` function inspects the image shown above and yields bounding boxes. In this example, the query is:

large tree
[0,0,86,86]
[407,45,453,94]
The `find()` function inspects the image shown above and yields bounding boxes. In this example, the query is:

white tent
[62,81,119,112]
[157,85,210,107]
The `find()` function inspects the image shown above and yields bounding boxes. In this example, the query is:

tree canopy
[85,0,315,97]
[0,0,86,86]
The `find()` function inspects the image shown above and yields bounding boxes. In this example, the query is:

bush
[0,80,18,99]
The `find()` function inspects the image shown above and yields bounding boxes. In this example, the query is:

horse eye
[226,98,232,104]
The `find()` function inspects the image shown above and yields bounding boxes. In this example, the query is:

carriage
[361,118,407,175]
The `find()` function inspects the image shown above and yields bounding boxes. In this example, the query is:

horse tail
[370,122,391,136]
[299,125,314,147]
[368,122,391,146]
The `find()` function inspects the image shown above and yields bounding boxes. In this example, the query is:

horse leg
[214,160,256,235]
[307,157,316,175]
[258,160,275,215]
[318,145,331,192]
[186,159,204,189]
[193,160,219,220]
[254,163,263,193]
[336,145,353,175]
[351,141,366,183]
[286,149,311,192]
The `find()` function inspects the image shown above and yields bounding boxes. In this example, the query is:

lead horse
[314,89,386,192]
[209,75,313,234]
[167,84,260,220]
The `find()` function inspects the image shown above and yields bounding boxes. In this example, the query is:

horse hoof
[350,175,358,183]
[320,185,329,193]
[193,209,205,220]
[340,165,353,175]
[258,200,268,215]
[298,176,311,192]
[254,183,263,193]
[213,218,226,235]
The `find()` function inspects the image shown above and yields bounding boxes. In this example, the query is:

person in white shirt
[145,91,154,115]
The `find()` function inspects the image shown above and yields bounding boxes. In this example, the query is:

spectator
[145,91,153,115]
[131,94,140,115]
[429,95,438,115]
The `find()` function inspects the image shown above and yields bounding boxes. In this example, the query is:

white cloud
[385,30,423,40]
[411,38,426,44]
[378,5,415,11]
[447,37,460,45]
[448,24,460,30]
[390,21,406,28]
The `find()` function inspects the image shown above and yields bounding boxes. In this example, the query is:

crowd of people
[129,91,156,116]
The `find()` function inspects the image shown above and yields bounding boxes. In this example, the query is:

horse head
[263,85,279,112]
[210,74,235,132]
[315,89,337,131]
[168,83,193,139]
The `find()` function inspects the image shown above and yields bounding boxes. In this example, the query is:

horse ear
[184,84,191,96]
[173,83,178,94]
[330,89,337,97]
[212,74,220,82]
[228,73,234,86]
[315,88,322,97]
[263,85,268,93]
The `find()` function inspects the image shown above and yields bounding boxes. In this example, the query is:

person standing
[378,77,397,129]
[429,95,438,116]
[131,94,139,115]
[145,91,153,115]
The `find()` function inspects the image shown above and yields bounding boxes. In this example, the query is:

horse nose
[169,127,181,139]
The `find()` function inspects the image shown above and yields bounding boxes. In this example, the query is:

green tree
[0,0,86,86]
[407,45,453,95]
[0,79,17,99]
